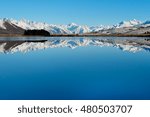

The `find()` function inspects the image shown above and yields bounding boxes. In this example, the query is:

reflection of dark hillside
[0,40,47,52]
[0,41,24,50]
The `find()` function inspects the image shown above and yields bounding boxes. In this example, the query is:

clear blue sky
[0,0,149,26]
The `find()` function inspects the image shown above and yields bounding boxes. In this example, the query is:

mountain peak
[68,23,78,26]
[116,19,142,28]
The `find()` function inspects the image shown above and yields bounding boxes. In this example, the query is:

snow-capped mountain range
[0,38,150,53]
[0,18,150,35]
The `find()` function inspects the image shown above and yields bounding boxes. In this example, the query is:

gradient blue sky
[0,0,149,26]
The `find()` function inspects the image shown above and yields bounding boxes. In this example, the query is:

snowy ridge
[9,19,91,34]
[0,38,150,53]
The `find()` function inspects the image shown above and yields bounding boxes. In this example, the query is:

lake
[0,37,150,100]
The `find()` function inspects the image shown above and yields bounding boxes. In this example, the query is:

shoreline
[0,34,150,37]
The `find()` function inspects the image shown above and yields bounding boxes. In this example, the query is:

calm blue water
[0,37,150,100]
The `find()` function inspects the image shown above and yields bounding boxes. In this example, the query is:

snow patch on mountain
[90,25,112,32]
[0,19,6,29]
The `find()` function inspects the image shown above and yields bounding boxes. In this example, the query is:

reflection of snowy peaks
[0,18,150,34]
[0,38,150,53]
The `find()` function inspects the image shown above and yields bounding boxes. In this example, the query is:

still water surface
[0,37,150,100]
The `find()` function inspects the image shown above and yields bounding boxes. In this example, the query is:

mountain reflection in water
[0,37,150,53]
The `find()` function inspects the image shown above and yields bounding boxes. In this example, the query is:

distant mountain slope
[0,18,150,35]
[96,20,150,35]
[0,19,24,34]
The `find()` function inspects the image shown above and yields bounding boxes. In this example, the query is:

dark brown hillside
[0,22,24,34]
